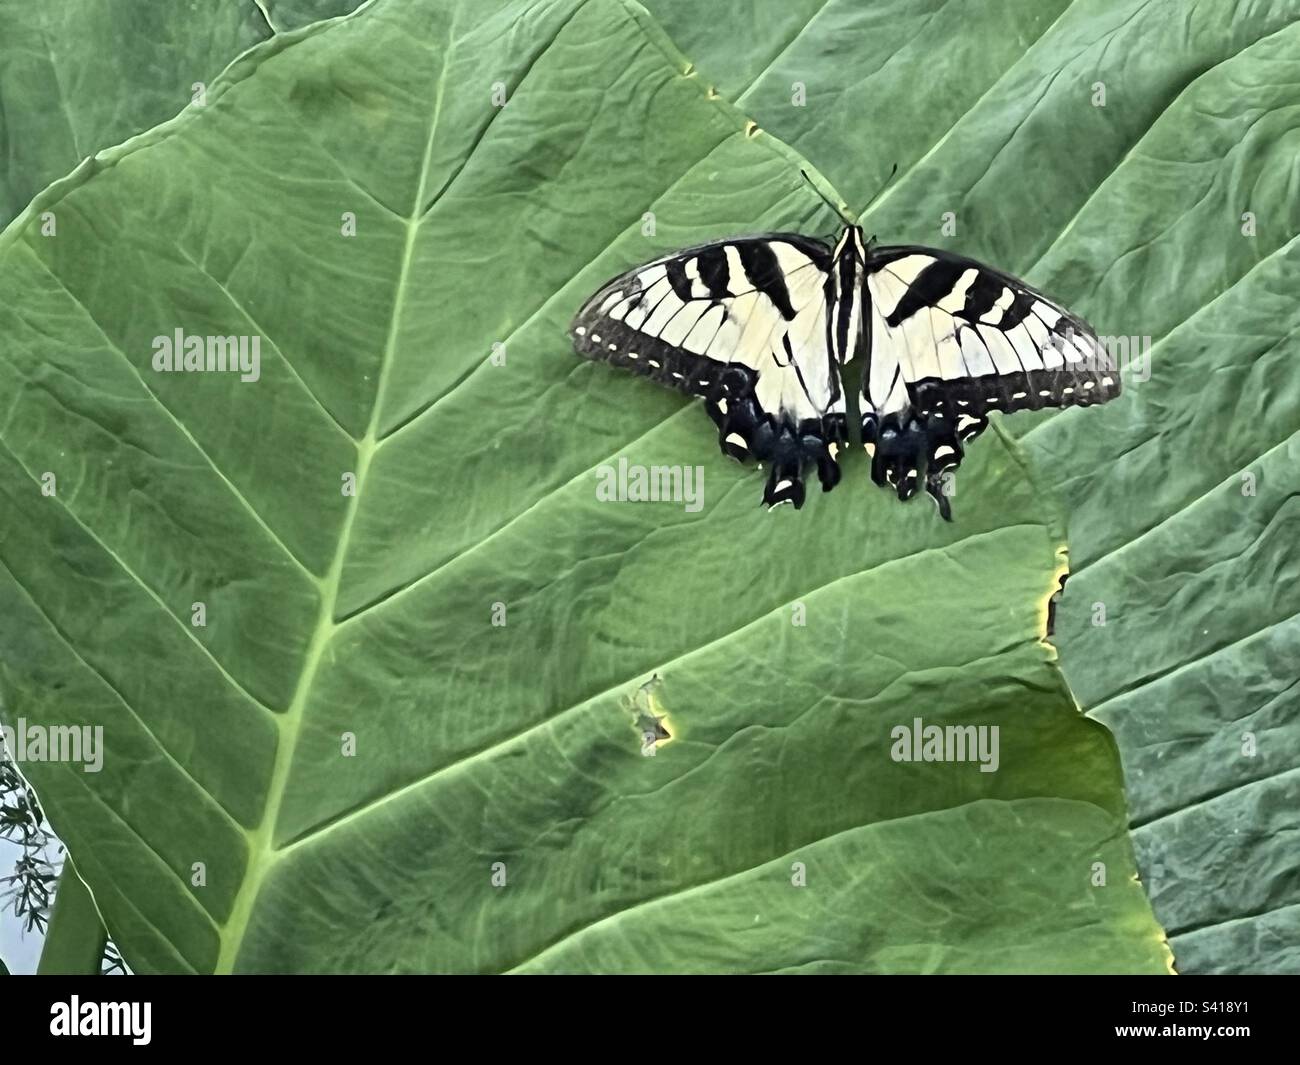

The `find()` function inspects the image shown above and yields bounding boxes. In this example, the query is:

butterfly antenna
[799,169,854,226]
[860,163,899,216]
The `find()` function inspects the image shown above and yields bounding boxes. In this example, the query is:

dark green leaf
[36,858,107,975]
[0,0,278,229]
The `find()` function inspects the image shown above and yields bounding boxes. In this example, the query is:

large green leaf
[0,0,1167,973]
[648,0,1300,974]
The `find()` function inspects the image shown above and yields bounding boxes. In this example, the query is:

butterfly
[570,219,1118,519]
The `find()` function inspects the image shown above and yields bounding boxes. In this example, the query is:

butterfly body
[572,223,1118,518]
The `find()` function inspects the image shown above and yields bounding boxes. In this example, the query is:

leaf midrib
[212,10,459,974]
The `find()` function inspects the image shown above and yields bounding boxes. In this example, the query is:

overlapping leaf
[1021,43,1300,966]
[0,0,278,230]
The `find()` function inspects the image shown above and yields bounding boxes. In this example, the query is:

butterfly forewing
[571,232,860,508]
[861,245,1120,516]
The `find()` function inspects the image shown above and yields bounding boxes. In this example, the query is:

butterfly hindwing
[861,245,1119,517]
[571,231,863,508]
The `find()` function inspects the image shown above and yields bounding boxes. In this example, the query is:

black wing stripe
[885,257,966,328]
[1000,289,1037,331]
[959,271,1003,324]
[736,242,797,321]
[696,245,731,300]
[665,259,693,301]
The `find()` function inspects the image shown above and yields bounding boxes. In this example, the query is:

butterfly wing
[572,233,858,508]
[861,245,1120,517]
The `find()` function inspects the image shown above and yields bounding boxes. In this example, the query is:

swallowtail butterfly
[571,221,1118,519]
